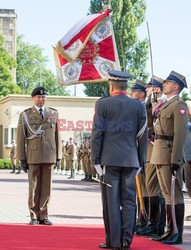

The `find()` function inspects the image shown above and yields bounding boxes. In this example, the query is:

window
[4,128,8,145]
[3,126,17,147]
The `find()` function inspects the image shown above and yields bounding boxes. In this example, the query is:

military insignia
[180,108,186,115]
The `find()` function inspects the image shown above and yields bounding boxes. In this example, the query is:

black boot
[135,197,149,233]
[137,196,160,236]
[81,175,88,181]
[152,205,173,241]
[158,195,166,236]
[162,204,184,245]
[10,165,15,173]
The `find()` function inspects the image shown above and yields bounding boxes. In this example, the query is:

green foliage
[181,91,191,101]
[0,159,12,169]
[16,35,69,96]
[0,35,21,98]
[84,0,149,97]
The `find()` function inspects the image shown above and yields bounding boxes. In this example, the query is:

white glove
[94,164,103,176]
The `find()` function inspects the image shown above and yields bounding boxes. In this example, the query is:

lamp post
[32,59,42,86]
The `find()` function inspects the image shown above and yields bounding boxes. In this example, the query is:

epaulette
[23,108,32,112]
[49,107,58,111]
[49,107,57,110]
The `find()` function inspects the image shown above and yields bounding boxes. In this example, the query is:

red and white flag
[53,10,120,85]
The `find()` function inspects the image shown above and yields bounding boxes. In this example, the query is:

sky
[2,0,191,95]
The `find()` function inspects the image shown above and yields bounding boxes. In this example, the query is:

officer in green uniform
[16,87,61,225]
[150,71,188,245]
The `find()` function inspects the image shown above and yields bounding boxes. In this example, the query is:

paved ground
[0,169,191,249]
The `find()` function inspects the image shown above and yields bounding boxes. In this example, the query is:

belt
[155,134,173,141]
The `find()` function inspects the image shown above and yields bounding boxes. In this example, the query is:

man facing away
[91,70,148,250]
[16,86,61,225]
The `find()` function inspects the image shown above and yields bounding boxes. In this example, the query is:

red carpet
[0,224,178,250]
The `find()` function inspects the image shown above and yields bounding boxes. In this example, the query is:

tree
[0,35,21,97]
[16,35,69,96]
[181,90,191,101]
[84,0,149,97]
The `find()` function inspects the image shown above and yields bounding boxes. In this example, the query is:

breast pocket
[160,112,173,131]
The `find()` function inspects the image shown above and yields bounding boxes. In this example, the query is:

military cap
[164,70,187,89]
[147,75,163,89]
[108,70,134,81]
[31,87,46,97]
[131,80,146,93]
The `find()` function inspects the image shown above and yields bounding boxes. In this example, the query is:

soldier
[9,140,17,173]
[77,143,83,174]
[150,71,188,245]
[91,70,148,249]
[16,86,61,225]
[137,76,166,237]
[184,101,191,221]
[81,137,89,181]
[67,137,76,179]
[60,140,66,175]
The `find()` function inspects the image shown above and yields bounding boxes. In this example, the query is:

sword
[171,172,178,234]
[92,177,112,188]
[136,175,148,219]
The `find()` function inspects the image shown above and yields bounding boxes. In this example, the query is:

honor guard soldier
[91,70,148,249]
[67,138,76,179]
[150,71,188,245]
[137,76,166,237]
[184,101,191,221]
[16,86,61,225]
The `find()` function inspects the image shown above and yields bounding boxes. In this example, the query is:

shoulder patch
[180,108,186,115]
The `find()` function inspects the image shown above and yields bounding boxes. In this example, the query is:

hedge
[0,159,12,169]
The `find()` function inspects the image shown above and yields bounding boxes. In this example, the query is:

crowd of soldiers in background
[53,136,97,181]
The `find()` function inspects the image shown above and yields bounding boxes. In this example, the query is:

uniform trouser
[155,164,184,205]
[105,166,137,247]
[61,158,65,171]
[100,175,110,246]
[28,164,54,220]
[145,163,161,196]
[86,159,92,175]
[83,156,88,175]
[184,162,191,198]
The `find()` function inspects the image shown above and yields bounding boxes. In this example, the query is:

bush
[0,159,12,169]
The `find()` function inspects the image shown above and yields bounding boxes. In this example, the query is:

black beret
[31,87,46,97]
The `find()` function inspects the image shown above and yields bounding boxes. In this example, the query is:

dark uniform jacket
[91,95,148,168]
[17,106,61,164]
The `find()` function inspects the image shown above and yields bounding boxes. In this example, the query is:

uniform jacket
[16,106,61,164]
[10,145,16,159]
[150,95,188,165]
[91,95,148,168]
[184,120,191,162]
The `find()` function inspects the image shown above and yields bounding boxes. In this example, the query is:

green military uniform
[150,71,188,245]
[17,87,61,225]
[10,141,17,173]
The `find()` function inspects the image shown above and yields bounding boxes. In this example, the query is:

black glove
[170,163,180,176]
[20,160,28,173]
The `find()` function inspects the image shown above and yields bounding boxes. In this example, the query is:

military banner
[53,9,120,85]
